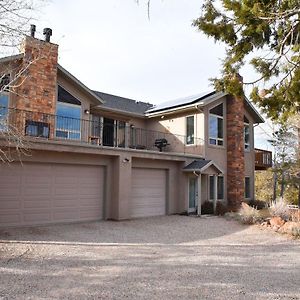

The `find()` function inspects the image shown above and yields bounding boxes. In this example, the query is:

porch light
[84,109,90,114]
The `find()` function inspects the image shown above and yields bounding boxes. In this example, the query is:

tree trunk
[280,171,285,198]
[273,172,277,202]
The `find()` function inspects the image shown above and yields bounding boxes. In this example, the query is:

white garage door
[0,163,105,227]
[130,168,166,218]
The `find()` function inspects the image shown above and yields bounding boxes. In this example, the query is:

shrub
[248,199,267,210]
[291,226,300,238]
[238,203,261,224]
[216,201,227,215]
[268,198,291,221]
[290,209,300,222]
[201,201,214,215]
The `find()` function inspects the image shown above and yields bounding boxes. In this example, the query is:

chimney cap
[43,27,52,42]
[30,24,36,38]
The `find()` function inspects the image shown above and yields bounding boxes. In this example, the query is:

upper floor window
[244,116,250,150]
[186,115,195,145]
[209,103,223,146]
[56,86,82,140]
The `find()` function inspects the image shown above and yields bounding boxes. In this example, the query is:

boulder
[270,216,285,227]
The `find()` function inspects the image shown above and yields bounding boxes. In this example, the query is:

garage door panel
[0,213,21,224]
[130,168,166,218]
[0,200,21,209]
[53,209,79,221]
[0,163,105,226]
[23,211,52,223]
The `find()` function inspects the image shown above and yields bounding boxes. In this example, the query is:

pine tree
[193,0,300,121]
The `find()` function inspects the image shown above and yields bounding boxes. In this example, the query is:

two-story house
[0,28,271,227]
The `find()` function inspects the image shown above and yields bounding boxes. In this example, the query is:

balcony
[255,148,272,170]
[0,108,204,157]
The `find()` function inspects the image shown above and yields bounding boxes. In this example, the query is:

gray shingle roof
[93,91,153,116]
[183,159,212,170]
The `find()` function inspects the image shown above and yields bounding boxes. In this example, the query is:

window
[0,92,9,131]
[186,116,194,145]
[245,177,251,199]
[209,175,224,200]
[209,103,223,146]
[25,120,49,138]
[55,102,81,140]
[244,116,250,150]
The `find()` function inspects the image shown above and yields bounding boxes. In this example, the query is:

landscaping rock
[270,216,285,227]
[279,221,300,234]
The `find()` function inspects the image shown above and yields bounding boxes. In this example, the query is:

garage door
[130,168,166,218]
[0,163,105,227]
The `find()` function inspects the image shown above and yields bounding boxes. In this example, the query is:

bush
[216,201,227,215]
[268,198,291,221]
[248,199,267,210]
[291,226,300,238]
[201,201,214,215]
[238,203,261,224]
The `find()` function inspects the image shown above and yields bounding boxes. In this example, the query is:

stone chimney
[16,26,58,115]
[226,74,245,211]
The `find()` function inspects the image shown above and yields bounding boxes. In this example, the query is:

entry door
[188,177,198,213]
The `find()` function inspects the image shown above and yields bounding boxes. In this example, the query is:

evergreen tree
[193,0,300,120]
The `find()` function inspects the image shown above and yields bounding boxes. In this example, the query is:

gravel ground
[0,215,299,300]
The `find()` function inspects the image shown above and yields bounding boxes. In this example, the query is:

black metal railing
[0,107,205,156]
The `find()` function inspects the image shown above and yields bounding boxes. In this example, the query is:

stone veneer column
[14,36,58,137]
[226,94,245,211]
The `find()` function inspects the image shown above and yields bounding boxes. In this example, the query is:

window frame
[55,101,82,140]
[209,175,224,201]
[0,91,9,132]
[185,115,195,145]
[209,104,224,147]
[245,176,251,199]
[244,117,250,151]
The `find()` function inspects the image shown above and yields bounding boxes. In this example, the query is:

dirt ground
[0,215,299,300]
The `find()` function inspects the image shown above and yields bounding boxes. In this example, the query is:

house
[0,27,272,227]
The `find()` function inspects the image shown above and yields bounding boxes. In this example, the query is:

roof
[93,91,153,116]
[146,91,216,113]
[146,90,264,123]
[183,159,224,174]
[0,53,23,64]
[57,65,104,105]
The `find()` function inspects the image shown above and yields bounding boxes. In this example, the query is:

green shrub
[248,199,267,210]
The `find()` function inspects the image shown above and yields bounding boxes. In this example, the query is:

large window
[209,175,224,200]
[245,177,251,199]
[209,103,223,146]
[55,102,81,140]
[0,93,9,131]
[244,116,250,150]
[186,116,195,145]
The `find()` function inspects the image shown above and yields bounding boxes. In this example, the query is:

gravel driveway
[0,215,299,300]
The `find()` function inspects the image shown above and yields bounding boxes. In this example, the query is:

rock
[270,216,285,227]
[279,221,300,234]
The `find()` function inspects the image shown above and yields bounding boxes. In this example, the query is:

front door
[188,177,198,213]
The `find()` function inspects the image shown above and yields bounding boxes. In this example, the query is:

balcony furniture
[25,120,50,138]
[155,138,169,152]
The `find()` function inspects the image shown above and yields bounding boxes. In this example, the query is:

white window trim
[209,113,224,147]
[185,115,196,146]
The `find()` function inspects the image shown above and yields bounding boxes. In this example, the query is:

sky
[33,0,273,149]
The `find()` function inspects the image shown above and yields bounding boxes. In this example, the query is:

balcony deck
[0,107,205,157]
[255,148,272,170]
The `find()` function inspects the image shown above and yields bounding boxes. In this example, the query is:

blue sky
[35,0,273,149]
